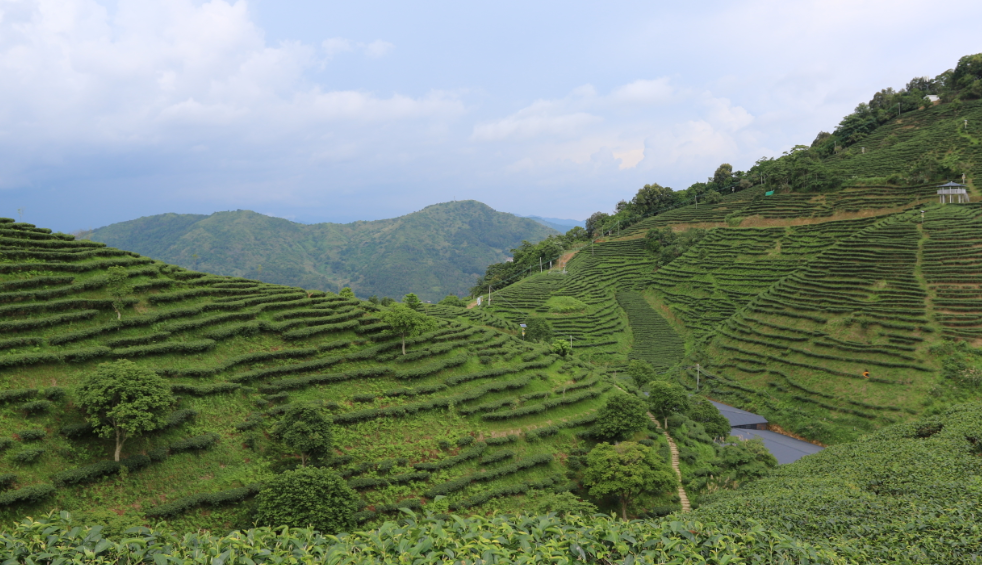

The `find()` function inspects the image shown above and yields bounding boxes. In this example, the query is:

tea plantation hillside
[0,218,619,531]
[481,185,982,445]
[88,201,557,303]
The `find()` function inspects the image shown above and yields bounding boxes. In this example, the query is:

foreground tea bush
[694,402,982,564]
[0,511,844,564]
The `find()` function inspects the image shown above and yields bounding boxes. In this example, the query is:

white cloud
[472,106,602,141]
[0,0,455,167]
[609,78,674,106]
[322,37,353,58]
[470,78,758,181]
[322,37,393,60]
[364,40,394,58]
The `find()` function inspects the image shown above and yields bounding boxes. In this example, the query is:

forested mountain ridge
[88,201,557,303]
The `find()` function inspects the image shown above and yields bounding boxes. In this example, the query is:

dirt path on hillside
[647,412,691,513]
[612,384,690,513]
[555,250,578,271]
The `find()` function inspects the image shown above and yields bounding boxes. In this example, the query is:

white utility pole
[539,257,542,273]
[696,363,701,391]
[488,285,491,306]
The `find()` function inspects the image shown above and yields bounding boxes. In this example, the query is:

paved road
[709,401,824,464]
[727,428,824,464]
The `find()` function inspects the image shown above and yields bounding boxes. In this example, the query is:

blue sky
[2,0,980,232]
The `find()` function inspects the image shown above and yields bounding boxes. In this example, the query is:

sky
[2,0,980,232]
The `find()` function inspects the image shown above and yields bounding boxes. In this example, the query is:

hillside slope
[479,180,982,445]
[0,217,614,531]
[89,201,557,302]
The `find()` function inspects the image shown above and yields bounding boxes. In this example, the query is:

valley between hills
[2,54,982,564]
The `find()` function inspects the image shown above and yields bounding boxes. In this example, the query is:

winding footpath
[647,412,691,513]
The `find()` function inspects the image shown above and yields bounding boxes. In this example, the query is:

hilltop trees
[76,360,175,461]
[381,303,438,354]
[583,441,678,520]
[712,164,733,189]
[470,226,590,295]
[255,467,359,534]
[273,404,333,467]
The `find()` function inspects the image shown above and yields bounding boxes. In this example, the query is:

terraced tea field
[0,218,615,529]
[493,186,982,445]
[622,183,937,237]
[671,208,982,443]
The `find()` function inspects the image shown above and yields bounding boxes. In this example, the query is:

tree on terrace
[381,303,437,354]
[76,360,175,461]
[273,403,333,467]
[593,394,648,441]
[525,317,553,343]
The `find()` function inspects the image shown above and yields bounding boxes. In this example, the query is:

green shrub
[0,484,54,507]
[0,389,37,405]
[162,409,198,429]
[255,467,359,535]
[52,456,151,487]
[0,474,16,491]
[19,400,53,415]
[59,423,94,439]
[10,448,45,464]
[144,484,261,518]
[16,429,45,442]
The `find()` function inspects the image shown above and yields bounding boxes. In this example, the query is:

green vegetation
[591,395,648,441]
[545,295,587,313]
[272,404,333,466]
[89,201,557,302]
[0,217,620,531]
[75,360,176,461]
[1,512,845,563]
[583,441,677,520]
[255,467,359,534]
[695,403,982,563]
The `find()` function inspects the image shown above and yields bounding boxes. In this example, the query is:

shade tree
[583,441,678,520]
[75,360,175,461]
[273,403,333,467]
[593,394,648,441]
[647,381,690,429]
[380,303,438,354]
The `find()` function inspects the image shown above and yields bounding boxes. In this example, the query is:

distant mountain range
[520,215,584,232]
[89,200,557,301]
